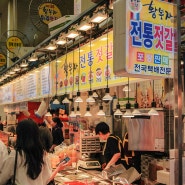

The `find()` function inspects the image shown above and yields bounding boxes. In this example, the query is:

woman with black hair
[39,125,53,152]
[0,119,67,185]
[50,117,64,152]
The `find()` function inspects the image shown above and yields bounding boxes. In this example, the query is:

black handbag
[6,150,18,185]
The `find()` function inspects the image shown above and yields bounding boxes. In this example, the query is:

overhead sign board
[38,3,62,25]
[113,0,176,78]
[51,31,142,95]
[0,53,6,67]
[6,36,23,53]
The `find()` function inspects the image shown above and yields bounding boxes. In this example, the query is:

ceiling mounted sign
[6,36,23,53]
[0,30,30,54]
[113,0,176,79]
[0,53,6,67]
[29,0,72,34]
[38,3,62,25]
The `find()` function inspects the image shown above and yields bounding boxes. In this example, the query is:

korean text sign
[126,0,176,78]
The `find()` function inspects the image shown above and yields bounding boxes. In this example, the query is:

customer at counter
[50,117,64,152]
[95,122,125,170]
[0,119,68,185]
[39,125,53,153]
[0,140,8,169]
[0,119,52,185]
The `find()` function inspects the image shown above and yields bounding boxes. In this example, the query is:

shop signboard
[51,31,141,95]
[1,28,165,104]
[113,0,176,78]
[38,2,62,25]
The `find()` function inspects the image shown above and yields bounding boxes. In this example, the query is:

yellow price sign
[6,36,23,53]
[38,3,62,25]
[0,53,6,67]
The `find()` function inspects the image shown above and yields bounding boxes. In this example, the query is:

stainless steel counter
[54,167,113,185]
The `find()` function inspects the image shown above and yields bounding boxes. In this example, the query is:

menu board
[26,73,37,99]
[14,78,26,101]
[40,65,51,96]
[36,71,41,97]
[2,84,13,104]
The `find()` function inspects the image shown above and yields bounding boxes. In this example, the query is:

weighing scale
[77,159,101,170]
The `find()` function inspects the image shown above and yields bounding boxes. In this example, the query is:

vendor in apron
[95,122,124,170]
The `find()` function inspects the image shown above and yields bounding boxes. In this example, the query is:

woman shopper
[0,119,51,185]
[50,117,64,152]
[0,140,8,169]
[39,124,53,153]
[0,119,66,185]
